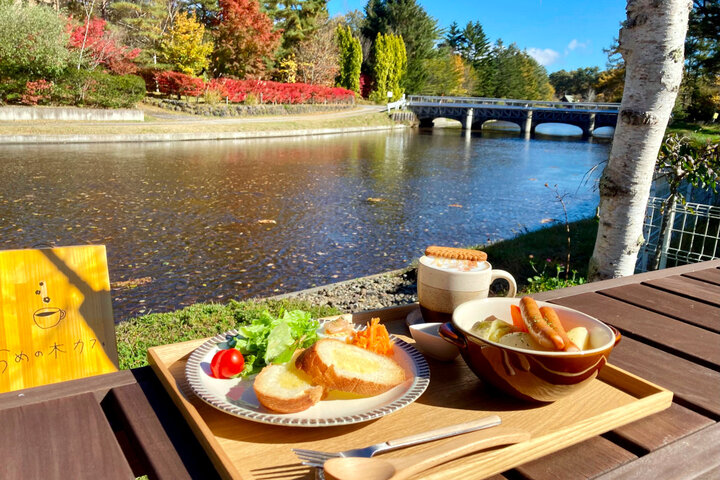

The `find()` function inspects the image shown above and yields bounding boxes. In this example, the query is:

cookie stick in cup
[425,246,488,262]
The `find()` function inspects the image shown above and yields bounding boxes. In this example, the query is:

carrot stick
[519,297,565,350]
[510,305,528,332]
[350,317,393,355]
[539,306,579,352]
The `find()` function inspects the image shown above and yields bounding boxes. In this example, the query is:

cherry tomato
[210,349,245,379]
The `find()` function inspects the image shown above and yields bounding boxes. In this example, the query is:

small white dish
[408,321,460,362]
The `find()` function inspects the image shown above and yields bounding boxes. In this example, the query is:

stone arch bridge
[394,95,620,138]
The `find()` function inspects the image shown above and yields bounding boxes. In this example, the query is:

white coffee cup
[417,256,517,323]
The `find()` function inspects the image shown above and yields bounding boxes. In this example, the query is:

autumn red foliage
[151,69,355,103]
[359,73,372,98]
[21,79,53,105]
[155,71,204,97]
[207,78,355,104]
[68,18,140,75]
[212,0,281,79]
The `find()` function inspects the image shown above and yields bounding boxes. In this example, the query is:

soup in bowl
[438,297,621,402]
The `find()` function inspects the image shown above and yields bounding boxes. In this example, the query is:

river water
[1,129,610,321]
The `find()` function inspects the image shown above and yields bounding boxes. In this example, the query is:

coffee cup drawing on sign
[417,255,517,323]
[33,281,66,329]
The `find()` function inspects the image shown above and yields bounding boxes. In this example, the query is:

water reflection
[0,130,608,321]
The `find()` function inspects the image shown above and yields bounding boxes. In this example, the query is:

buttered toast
[295,339,406,396]
[253,361,324,413]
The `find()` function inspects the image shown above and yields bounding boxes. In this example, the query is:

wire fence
[636,196,720,272]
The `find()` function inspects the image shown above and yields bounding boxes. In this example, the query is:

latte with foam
[417,255,516,323]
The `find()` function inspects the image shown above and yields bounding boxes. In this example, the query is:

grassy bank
[0,111,395,136]
[116,218,598,370]
[480,217,598,291]
[116,299,341,369]
[667,120,720,144]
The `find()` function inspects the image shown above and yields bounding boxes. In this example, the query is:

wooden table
[1,259,718,479]
[0,364,220,479]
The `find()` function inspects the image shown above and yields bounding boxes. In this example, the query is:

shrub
[21,79,54,105]
[153,73,356,104]
[90,73,146,107]
[204,86,223,105]
[0,77,29,104]
[53,70,145,108]
[208,78,245,102]
[244,92,260,105]
[154,70,204,98]
[206,77,355,104]
[0,2,69,79]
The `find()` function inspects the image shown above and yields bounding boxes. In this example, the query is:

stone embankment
[270,268,419,313]
[144,98,355,117]
[0,124,403,145]
[0,106,144,121]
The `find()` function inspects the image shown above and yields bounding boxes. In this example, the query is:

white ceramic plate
[185,329,430,427]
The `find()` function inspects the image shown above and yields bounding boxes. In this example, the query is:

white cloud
[527,48,560,66]
[567,39,588,52]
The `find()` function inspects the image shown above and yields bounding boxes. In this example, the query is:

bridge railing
[406,95,620,112]
[387,94,407,113]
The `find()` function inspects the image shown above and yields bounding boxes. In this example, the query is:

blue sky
[327,0,628,73]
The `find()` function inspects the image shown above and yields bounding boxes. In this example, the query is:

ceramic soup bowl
[439,297,621,402]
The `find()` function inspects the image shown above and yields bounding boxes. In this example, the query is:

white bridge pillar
[464,108,474,130]
[586,113,596,138]
[521,110,533,138]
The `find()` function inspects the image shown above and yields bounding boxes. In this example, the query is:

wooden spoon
[323,427,530,480]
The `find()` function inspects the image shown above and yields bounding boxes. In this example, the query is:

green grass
[115,299,340,370]
[475,217,599,292]
[115,218,599,370]
[667,120,720,145]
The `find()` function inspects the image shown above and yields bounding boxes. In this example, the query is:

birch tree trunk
[588,0,692,281]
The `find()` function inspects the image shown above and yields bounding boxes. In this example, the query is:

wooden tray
[147,304,673,480]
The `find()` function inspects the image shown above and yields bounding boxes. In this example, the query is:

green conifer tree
[336,25,362,93]
[362,0,438,94]
[370,32,405,101]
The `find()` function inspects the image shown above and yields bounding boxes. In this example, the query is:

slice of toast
[253,361,324,413]
[295,339,406,396]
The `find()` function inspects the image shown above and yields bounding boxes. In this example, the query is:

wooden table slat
[513,436,636,480]
[106,383,192,480]
[644,275,720,306]
[531,260,720,302]
[594,335,720,416]
[550,293,720,369]
[598,283,720,333]
[593,423,720,480]
[610,403,714,452]
[0,370,136,411]
[683,268,720,286]
[0,393,134,480]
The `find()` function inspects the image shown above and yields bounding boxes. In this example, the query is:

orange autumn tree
[212,0,281,79]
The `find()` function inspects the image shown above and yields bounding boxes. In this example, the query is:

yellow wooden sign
[0,245,118,393]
